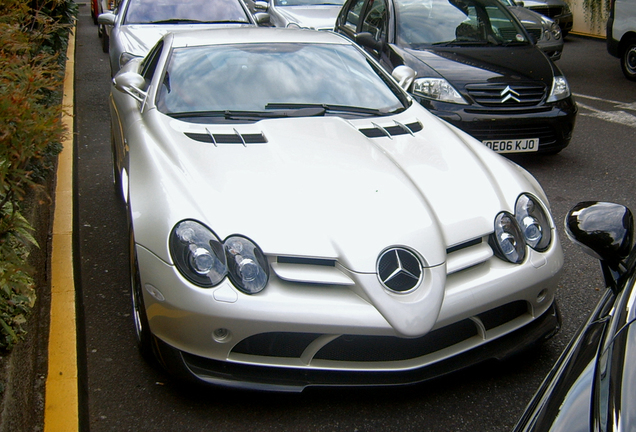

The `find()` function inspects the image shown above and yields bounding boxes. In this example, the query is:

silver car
[265,0,345,30]
[499,0,563,60]
[98,0,269,75]
[110,27,563,391]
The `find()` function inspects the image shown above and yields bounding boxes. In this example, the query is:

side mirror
[98,12,116,26]
[354,32,384,52]
[255,12,270,25]
[565,201,634,270]
[253,0,269,11]
[113,72,148,103]
[392,65,417,92]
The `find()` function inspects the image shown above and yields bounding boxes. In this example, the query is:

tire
[111,132,124,201]
[101,31,109,54]
[130,227,156,362]
[621,40,636,81]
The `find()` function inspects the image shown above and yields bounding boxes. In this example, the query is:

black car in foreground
[335,0,577,154]
[513,201,636,432]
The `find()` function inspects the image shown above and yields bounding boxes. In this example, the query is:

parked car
[513,201,636,432]
[520,0,573,37]
[96,0,117,53]
[265,0,345,30]
[91,0,100,24]
[97,0,269,75]
[335,0,577,154]
[109,27,564,391]
[607,0,636,81]
[498,0,563,61]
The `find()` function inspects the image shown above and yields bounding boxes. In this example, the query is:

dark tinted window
[395,0,527,47]
[343,0,366,31]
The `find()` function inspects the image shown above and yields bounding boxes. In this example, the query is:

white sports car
[109,27,564,391]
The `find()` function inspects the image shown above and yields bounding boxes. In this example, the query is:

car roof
[167,27,351,48]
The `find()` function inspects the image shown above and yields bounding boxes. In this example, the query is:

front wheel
[130,227,155,361]
[621,40,636,81]
[101,31,109,53]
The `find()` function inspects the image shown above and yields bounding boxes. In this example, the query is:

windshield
[395,0,529,47]
[156,43,407,118]
[123,0,251,25]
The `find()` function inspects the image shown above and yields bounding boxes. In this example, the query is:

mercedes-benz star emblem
[377,248,423,293]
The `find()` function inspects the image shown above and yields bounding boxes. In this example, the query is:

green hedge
[0,0,76,351]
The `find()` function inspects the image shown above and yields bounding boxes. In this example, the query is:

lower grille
[231,301,529,363]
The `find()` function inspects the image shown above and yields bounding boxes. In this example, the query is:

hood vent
[185,130,267,146]
[359,120,423,139]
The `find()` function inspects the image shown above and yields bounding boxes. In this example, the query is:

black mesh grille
[232,333,321,358]
[315,319,478,362]
[229,302,531,362]
[466,83,546,107]
[477,300,528,330]
[527,5,565,19]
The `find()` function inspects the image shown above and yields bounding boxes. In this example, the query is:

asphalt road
[73,2,636,431]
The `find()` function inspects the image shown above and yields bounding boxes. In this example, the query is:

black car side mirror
[354,32,384,52]
[565,201,634,272]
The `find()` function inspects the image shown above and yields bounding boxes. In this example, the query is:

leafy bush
[0,0,76,350]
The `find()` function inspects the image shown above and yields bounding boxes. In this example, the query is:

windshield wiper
[265,103,398,116]
[148,19,249,24]
[169,107,326,120]
[432,40,492,46]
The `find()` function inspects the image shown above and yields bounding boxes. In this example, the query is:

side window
[362,0,387,41]
[343,0,366,32]
[140,40,163,84]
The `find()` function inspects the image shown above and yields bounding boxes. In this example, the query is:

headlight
[412,78,468,104]
[491,212,526,264]
[170,220,227,287]
[225,236,269,294]
[547,19,562,40]
[547,76,570,102]
[516,194,552,251]
[169,220,269,294]
[119,52,142,69]
[490,195,553,264]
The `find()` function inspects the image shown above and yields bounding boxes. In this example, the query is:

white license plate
[482,138,539,154]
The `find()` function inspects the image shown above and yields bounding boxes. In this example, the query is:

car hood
[115,23,253,58]
[272,5,341,30]
[130,106,543,275]
[402,44,555,88]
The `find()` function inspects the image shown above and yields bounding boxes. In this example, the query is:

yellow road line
[44,25,78,432]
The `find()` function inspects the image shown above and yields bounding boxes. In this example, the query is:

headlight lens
[547,76,570,102]
[170,220,227,287]
[225,236,269,294]
[516,194,552,251]
[491,212,526,264]
[119,52,142,69]
[169,220,269,294]
[412,78,468,104]
[490,194,553,264]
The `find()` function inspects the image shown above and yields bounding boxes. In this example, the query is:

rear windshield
[124,0,251,24]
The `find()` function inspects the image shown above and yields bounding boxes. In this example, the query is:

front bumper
[418,97,577,154]
[156,300,561,392]
[135,233,563,390]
